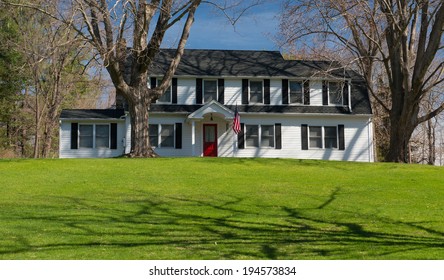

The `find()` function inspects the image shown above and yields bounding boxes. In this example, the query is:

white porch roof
[187,100,234,121]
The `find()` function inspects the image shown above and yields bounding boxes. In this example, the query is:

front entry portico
[187,100,235,157]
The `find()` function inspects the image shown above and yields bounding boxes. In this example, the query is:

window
[289,81,303,104]
[245,125,275,148]
[78,124,110,149]
[309,126,322,148]
[261,125,274,147]
[149,124,175,148]
[329,82,343,105]
[249,80,263,103]
[156,78,172,103]
[246,125,259,147]
[203,80,217,103]
[302,124,344,150]
[161,125,174,147]
[95,125,110,148]
[309,126,338,149]
[79,124,93,148]
[324,126,338,149]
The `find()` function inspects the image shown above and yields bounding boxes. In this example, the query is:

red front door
[203,124,217,157]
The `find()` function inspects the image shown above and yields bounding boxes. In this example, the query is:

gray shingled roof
[145,49,371,115]
[71,49,371,118]
[148,49,351,78]
[60,109,125,119]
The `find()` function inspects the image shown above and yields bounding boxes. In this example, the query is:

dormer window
[289,81,303,104]
[249,80,263,103]
[156,78,172,103]
[203,79,218,103]
[328,82,343,105]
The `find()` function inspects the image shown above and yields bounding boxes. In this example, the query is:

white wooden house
[59,49,374,161]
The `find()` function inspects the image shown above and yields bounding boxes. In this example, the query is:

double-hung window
[203,80,218,103]
[79,124,94,148]
[261,125,274,147]
[149,124,175,148]
[245,125,275,148]
[245,125,259,147]
[289,81,303,104]
[78,124,110,149]
[249,80,263,103]
[156,78,172,103]
[309,126,338,149]
[324,126,338,149]
[328,82,343,105]
[309,126,323,149]
[95,125,110,148]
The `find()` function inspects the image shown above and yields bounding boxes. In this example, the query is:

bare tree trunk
[125,86,157,157]
[33,88,40,158]
[427,118,436,165]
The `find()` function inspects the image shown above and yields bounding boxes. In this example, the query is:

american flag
[232,105,241,134]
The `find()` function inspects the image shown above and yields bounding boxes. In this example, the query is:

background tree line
[279,0,444,164]
[0,1,105,158]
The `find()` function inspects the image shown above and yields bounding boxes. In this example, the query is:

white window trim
[155,78,172,104]
[308,126,323,149]
[308,125,339,150]
[249,80,264,104]
[203,79,218,103]
[151,124,176,148]
[324,126,339,149]
[245,124,275,148]
[327,80,351,106]
[288,80,304,105]
[78,123,110,149]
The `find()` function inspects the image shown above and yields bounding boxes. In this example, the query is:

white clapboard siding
[59,120,126,158]
[310,80,323,106]
[270,79,281,105]
[149,113,374,162]
[224,79,242,105]
[177,78,196,105]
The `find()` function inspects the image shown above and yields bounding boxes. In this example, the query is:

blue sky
[162,1,282,51]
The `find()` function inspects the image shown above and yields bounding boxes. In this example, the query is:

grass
[0,157,443,260]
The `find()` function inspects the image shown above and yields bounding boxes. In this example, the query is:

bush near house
[0,158,443,259]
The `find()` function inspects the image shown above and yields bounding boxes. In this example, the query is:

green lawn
[0,158,443,260]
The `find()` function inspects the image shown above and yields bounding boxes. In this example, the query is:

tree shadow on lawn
[1,189,444,259]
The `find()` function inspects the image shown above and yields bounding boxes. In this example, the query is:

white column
[191,120,196,157]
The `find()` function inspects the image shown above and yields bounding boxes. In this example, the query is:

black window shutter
[110,123,118,149]
[322,81,329,105]
[175,123,182,149]
[218,79,225,104]
[172,78,178,104]
[282,79,289,104]
[301,124,308,150]
[242,79,249,105]
[342,81,349,106]
[303,80,310,105]
[275,123,282,149]
[338,124,345,150]
[196,78,203,104]
[150,77,157,89]
[238,123,245,149]
[71,123,78,149]
[150,77,157,104]
[264,79,270,105]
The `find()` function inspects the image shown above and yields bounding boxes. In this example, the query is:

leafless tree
[2,0,102,157]
[279,0,444,163]
[2,0,263,157]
